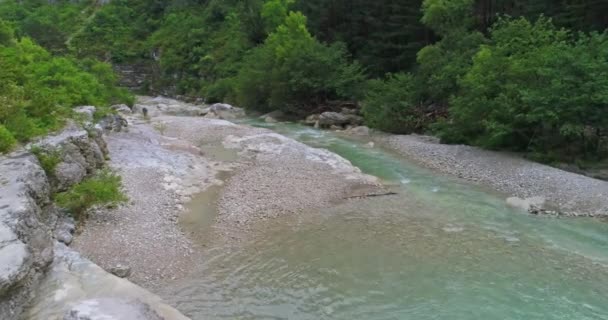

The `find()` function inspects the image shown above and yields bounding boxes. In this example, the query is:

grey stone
[55,217,75,246]
[108,264,132,278]
[0,152,53,318]
[74,106,96,122]
[99,115,129,132]
[0,124,110,319]
[34,126,108,192]
[345,126,370,136]
[111,104,133,114]
[0,242,31,294]
[63,299,164,320]
[506,196,546,212]
[318,112,349,127]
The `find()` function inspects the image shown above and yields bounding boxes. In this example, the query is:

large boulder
[318,112,350,127]
[33,125,108,192]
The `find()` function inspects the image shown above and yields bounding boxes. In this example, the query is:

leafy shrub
[235,12,364,114]
[0,125,16,153]
[55,170,127,218]
[0,27,133,150]
[439,17,608,161]
[362,73,424,133]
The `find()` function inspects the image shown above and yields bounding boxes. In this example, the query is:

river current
[162,121,608,320]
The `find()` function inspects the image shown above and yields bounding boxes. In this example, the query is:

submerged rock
[506,196,546,212]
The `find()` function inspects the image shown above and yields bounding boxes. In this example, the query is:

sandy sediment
[73,97,381,289]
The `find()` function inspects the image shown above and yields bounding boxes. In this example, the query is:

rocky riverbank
[378,134,608,217]
[0,120,189,319]
[72,96,382,293]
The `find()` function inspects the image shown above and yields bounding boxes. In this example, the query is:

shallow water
[163,121,608,319]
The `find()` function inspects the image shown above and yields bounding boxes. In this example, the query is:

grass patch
[55,169,127,218]
[30,146,62,177]
[0,125,16,153]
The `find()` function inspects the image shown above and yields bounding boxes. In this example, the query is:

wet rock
[506,196,546,212]
[108,264,132,278]
[330,125,343,130]
[345,126,370,136]
[63,298,164,320]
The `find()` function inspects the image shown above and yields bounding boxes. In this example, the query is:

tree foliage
[0,19,132,150]
[2,0,608,162]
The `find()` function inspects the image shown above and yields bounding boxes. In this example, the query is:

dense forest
[0,0,607,166]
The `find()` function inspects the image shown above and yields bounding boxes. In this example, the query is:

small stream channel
[162,121,608,319]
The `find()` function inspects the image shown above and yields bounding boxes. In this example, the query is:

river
[161,121,608,319]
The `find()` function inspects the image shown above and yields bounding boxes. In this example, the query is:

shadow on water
[165,119,608,320]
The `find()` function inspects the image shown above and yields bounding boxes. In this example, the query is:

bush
[438,17,608,161]
[0,28,133,150]
[362,73,424,133]
[0,125,16,153]
[235,12,364,114]
[55,170,127,218]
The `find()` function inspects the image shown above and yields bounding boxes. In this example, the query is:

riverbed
[160,120,608,319]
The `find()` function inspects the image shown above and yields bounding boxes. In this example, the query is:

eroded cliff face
[0,123,108,319]
[0,121,189,320]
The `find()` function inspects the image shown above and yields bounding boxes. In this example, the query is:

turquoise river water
[162,121,608,320]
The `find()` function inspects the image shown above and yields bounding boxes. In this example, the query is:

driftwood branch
[344,192,398,200]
